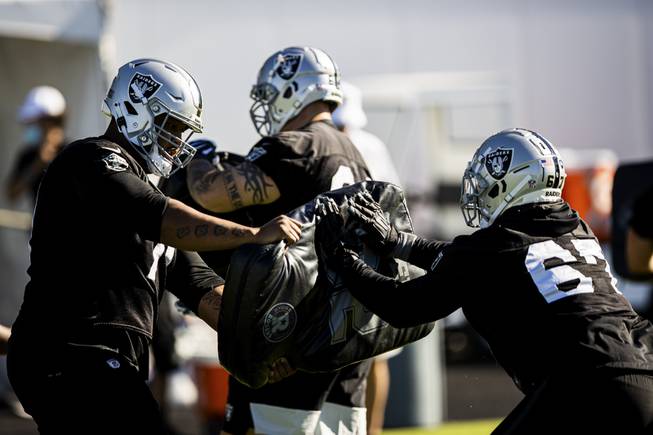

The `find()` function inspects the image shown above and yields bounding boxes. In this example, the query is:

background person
[332,81,401,186]
[317,128,653,434]
[6,58,301,435]
[6,86,67,205]
[185,46,372,435]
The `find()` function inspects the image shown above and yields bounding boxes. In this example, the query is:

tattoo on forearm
[231,227,247,237]
[214,226,227,237]
[195,225,209,237]
[223,168,244,209]
[177,227,191,239]
[236,162,274,204]
[201,290,222,311]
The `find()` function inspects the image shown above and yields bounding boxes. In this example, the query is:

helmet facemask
[116,100,198,178]
[145,110,197,177]
[250,83,279,137]
[461,161,489,228]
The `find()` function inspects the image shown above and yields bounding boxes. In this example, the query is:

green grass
[383,419,501,435]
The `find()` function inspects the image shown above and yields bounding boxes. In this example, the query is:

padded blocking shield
[218,181,435,388]
[611,160,653,280]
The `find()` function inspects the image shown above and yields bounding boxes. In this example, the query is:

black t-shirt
[11,136,223,374]
[343,202,653,393]
[244,120,370,225]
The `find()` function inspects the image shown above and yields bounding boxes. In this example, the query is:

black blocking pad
[611,160,653,280]
[217,181,435,388]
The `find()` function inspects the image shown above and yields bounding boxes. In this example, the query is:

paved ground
[0,363,520,435]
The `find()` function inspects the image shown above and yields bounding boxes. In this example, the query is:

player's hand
[255,215,302,245]
[349,191,398,256]
[268,357,297,383]
[315,197,346,259]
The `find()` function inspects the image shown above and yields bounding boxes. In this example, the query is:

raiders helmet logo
[128,73,162,103]
[262,303,297,343]
[485,148,513,180]
[276,54,302,80]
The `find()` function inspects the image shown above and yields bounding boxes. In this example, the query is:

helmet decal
[485,148,513,180]
[275,54,302,80]
[128,73,162,103]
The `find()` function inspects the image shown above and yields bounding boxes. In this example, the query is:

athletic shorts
[223,360,372,435]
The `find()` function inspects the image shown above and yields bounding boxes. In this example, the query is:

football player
[6,58,301,434]
[318,128,653,434]
[6,86,67,205]
[185,47,372,435]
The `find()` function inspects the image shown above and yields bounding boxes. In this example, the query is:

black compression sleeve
[341,254,460,327]
[406,236,450,271]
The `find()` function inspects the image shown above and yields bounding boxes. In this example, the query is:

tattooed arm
[186,159,281,213]
[197,285,223,331]
[160,198,302,251]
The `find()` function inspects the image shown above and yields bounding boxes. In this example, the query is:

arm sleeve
[340,249,462,328]
[166,250,225,314]
[392,232,451,271]
[78,150,169,241]
[630,187,653,238]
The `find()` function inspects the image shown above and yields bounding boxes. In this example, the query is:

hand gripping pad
[218,181,435,388]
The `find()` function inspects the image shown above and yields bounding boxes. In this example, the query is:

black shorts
[223,361,371,435]
[8,346,166,435]
[493,368,653,435]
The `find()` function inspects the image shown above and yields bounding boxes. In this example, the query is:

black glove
[314,197,345,260]
[189,139,219,164]
[348,191,398,256]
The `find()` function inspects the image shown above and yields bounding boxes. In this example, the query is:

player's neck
[281,101,332,132]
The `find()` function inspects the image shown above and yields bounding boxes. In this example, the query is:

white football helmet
[461,128,566,228]
[250,46,342,136]
[102,59,203,178]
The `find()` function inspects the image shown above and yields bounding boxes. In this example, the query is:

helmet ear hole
[488,184,500,199]
[283,87,293,99]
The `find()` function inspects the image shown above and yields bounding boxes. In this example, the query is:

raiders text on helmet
[461,128,566,228]
[102,59,203,178]
[250,46,342,136]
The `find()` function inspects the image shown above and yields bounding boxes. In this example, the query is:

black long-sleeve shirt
[341,202,653,393]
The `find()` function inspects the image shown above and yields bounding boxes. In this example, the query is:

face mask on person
[23,124,43,145]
